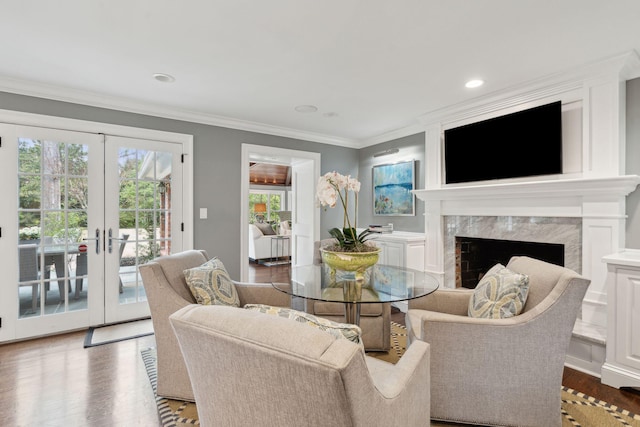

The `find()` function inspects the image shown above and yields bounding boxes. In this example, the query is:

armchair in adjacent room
[139,249,292,402]
[405,256,590,427]
[170,304,431,426]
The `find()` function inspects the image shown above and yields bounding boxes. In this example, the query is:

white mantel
[414,175,640,203]
[411,52,640,367]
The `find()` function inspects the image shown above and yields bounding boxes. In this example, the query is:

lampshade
[254,203,267,214]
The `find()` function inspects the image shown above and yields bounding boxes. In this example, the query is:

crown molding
[0,75,361,148]
[359,51,640,146]
[418,50,640,127]
[358,121,425,147]
[2,51,637,149]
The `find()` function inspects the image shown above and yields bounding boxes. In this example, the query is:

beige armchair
[305,300,391,351]
[305,239,391,351]
[170,304,431,427]
[406,256,590,427]
[139,249,292,402]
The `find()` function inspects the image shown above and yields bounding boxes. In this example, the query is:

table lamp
[254,203,267,222]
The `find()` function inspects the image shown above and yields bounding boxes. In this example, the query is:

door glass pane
[117,148,173,305]
[17,138,89,318]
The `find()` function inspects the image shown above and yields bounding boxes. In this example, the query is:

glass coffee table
[272,263,439,326]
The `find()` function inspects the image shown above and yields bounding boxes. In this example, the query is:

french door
[0,123,186,341]
[104,135,184,322]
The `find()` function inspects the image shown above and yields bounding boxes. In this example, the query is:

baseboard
[601,363,640,389]
[564,329,606,379]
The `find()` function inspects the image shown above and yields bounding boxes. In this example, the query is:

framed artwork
[372,160,415,216]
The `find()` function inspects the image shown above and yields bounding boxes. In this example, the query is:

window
[249,190,285,224]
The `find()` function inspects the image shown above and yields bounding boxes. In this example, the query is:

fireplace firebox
[455,237,564,289]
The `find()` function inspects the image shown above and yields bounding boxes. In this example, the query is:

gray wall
[626,77,640,249]
[357,133,426,233]
[1,76,638,275]
[0,91,357,278]
[317,145,360,236]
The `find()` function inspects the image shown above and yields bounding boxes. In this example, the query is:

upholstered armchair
[305,299,391,351]
[139,249,291,402]
[405,256,590,427]
[170,304,431,427]
[306,239,391,351]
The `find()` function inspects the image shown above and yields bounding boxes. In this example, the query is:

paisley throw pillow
[183,257,240,307]
[468,263,530,319]
[244,304,362,346]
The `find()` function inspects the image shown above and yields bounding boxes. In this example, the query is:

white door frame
[240,144,320,282]
[0,109,193,342]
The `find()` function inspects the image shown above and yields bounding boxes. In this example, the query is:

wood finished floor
[0,262,637,427]
[0,330,159,426]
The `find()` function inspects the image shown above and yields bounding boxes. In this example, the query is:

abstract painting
[372,160,415,216]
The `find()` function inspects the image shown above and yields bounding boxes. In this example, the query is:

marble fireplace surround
[446,216,582,289]
[414,175,640,330]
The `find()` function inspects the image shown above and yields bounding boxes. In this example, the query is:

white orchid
[316,172,373,252]
[347,177,361,192]
[316,175,338,208]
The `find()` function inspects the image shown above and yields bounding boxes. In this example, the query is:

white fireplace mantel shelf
[413,175,640,202]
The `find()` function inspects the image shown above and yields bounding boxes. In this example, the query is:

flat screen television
[444,100,562,184]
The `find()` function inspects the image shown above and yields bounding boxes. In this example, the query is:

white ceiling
[1,1,640,147]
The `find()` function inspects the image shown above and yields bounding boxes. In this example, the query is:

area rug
[84,318,154,348]
[367,321,408,364]
[141,322,640,427]
[141,347,199,426]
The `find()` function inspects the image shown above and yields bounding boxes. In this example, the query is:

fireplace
[443,216,581,289]
[455,236,565,288]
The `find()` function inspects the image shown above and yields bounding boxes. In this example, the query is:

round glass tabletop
[272,263,439,305]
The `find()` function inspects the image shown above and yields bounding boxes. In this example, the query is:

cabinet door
[380,241,404,267]
[614,268,640,371]
[406,242,425,271]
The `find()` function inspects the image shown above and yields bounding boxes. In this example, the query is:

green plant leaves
[327,227,375,252]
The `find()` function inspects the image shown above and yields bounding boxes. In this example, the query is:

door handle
[82,228,101,254]
[108,228,127,254]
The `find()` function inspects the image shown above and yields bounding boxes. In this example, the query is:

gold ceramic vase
[321,247,381,286]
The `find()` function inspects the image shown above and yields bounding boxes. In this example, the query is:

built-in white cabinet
[601,250,640,389]
[370,231,426,313]
[370,231,425,270]
[377,240,405,267]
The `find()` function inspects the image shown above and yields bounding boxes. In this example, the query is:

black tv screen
[444,101,562,184]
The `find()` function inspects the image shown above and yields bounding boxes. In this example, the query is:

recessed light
[465,79,484,89]
[153,73,176,83]
[294,105,318,113]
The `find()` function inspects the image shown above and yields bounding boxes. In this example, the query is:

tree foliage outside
[117,149,168,262]
[118,149,160,229]
[17,142,167,259]
[249,192,282,224]
[18,139,89,242]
